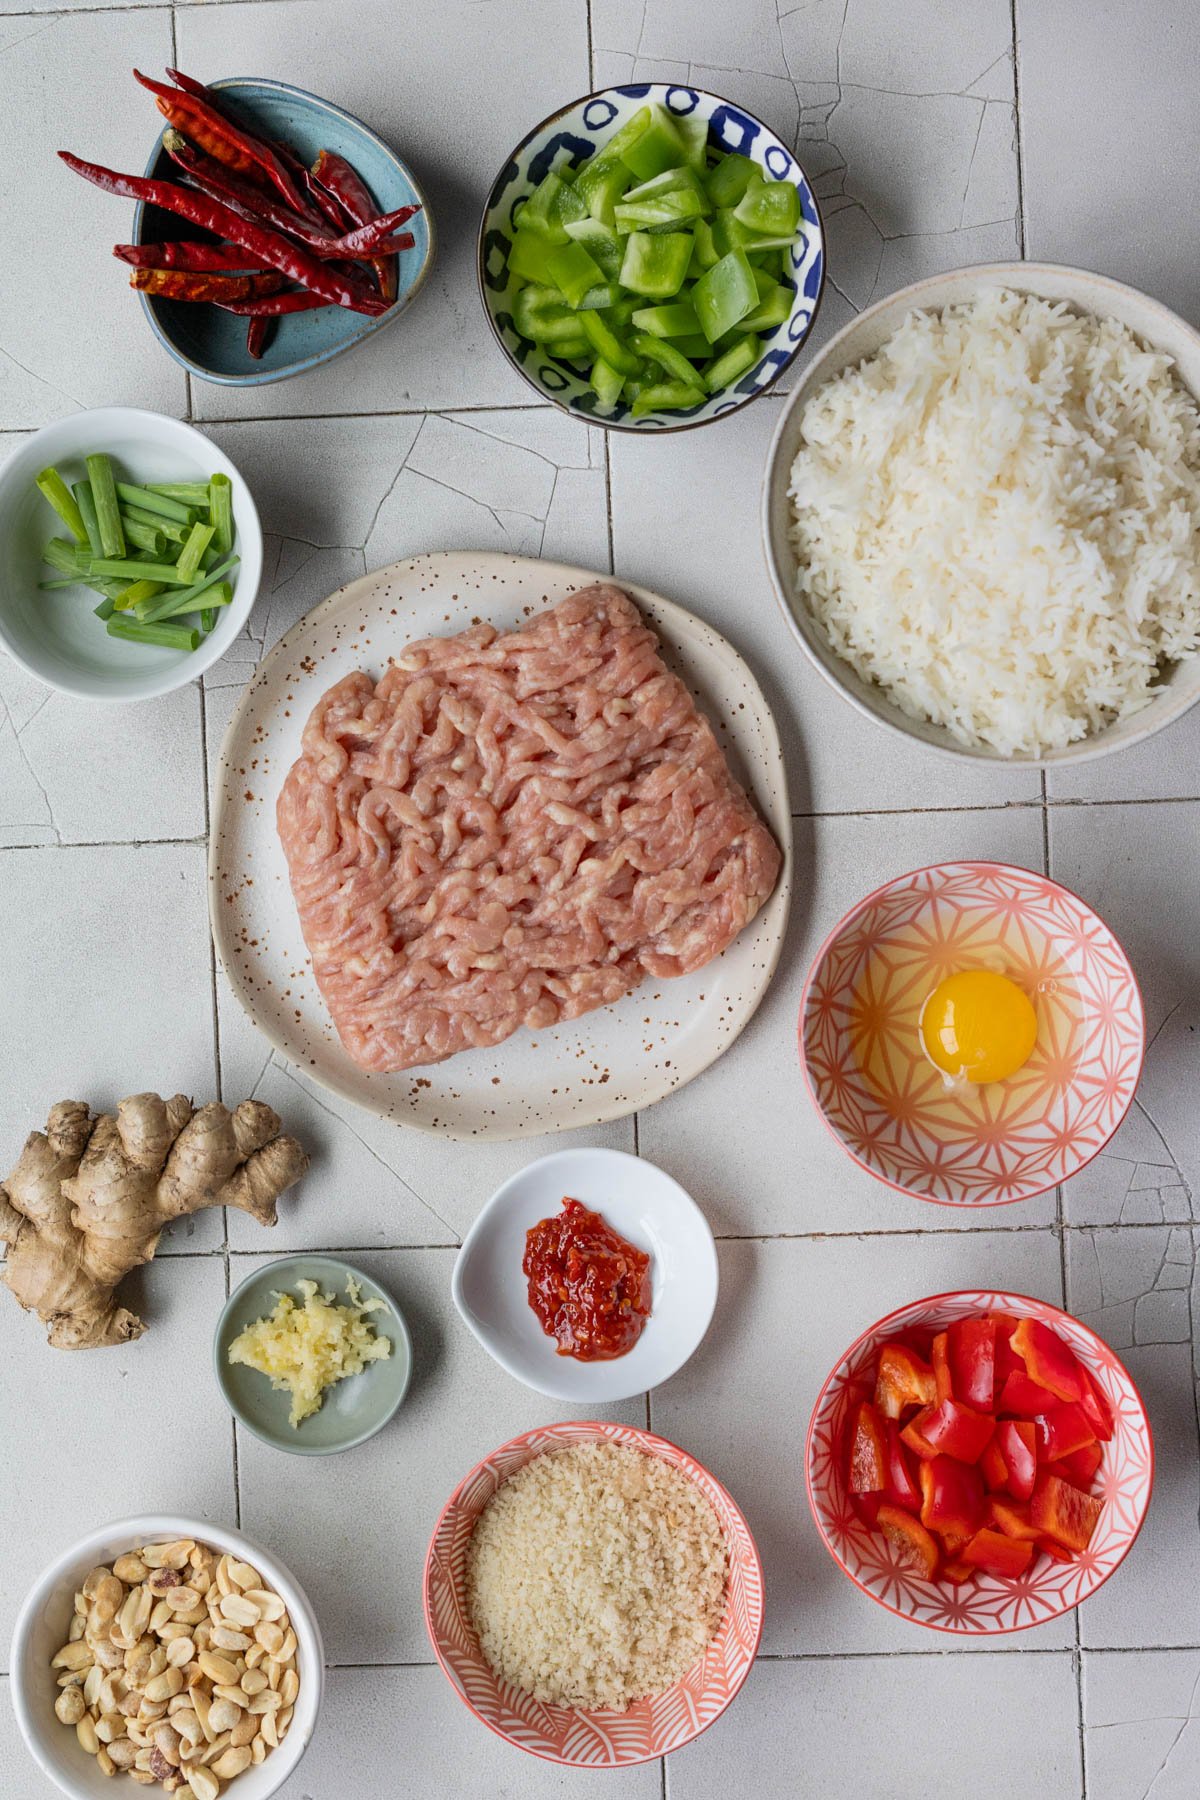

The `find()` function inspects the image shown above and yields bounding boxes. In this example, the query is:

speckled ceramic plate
[209,552,791,1138]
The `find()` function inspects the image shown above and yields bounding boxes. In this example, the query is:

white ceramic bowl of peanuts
[8,1515,323,1800]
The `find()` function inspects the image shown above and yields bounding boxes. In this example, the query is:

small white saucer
[451,1147,718,1403]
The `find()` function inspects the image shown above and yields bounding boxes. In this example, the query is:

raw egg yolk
[919,969,1037,1085]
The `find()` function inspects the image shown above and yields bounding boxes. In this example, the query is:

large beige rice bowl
[762,264,1200,766]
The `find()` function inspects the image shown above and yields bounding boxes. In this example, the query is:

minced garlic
[228,1275,392,1427]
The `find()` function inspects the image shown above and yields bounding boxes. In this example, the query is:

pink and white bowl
[800,860,1145,1207]
[806,1289,1154,1635]
[422,1419,764,1767]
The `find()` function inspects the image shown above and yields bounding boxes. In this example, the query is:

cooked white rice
[788,288,1200,755]
[465,1441,727,1711]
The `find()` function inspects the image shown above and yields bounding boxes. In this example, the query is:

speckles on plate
[208,552,792,1140]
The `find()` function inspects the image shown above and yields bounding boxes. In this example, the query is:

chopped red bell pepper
[1037,1534,1075,1564]
[1079,1368,1115,1442]
[850,1491,882,1528]
[1051,1441,1104,1488]
[919,1456,985,1540]
[849,1400,889,1493]
[962,1527,1034,1578]
[987,1497,1041,1541]
[943,1558,975,1584]
[931,1330,953,1403]
[1035,1402,1097,1462]
[902,1397,994,1465]
[998,1369,1058,1417]
[876,1503,940,1579]
[1011,1318,1085,1403]
[948,1316,996,1410]
[988,1313,1025,1384]
[994,1420,1038,1501]
[980,1436,1010,1492]
[1030,1474,1103,1553]
[884,1421,923,1511]
[875,1343,937,1419]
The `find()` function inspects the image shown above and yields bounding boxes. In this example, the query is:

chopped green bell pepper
[620,104,687,180]
[631,379,705,415]
[514,284,593,345]
[704,333,762,391]
[591,357,626,408]
[628,329,700,386]
[736,282,793,332]
[564,218,625,280]
[631,301,702,338]
[619,230,692,299]
[705,153,759,209]
[508,228,561,286]
[546,240,605,306]
[692,248,759,341]
[599,107,652,166]
[574,156,633,226]
[578,308,644,376]
[520,171,587,244]
[672,114,709,171]
[734,175,801,238]
[614,189,704,232]
[687,218,719,276]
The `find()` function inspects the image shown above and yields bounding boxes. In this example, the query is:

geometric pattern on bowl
[800,861,1144,1206]
[423,1419,764,1765]
[478,83,825,432]
[805,1290,1154,1635]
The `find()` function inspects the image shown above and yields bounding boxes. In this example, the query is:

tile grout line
[1010,0,1028,259]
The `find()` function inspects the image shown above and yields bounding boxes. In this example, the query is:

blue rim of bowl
[133,76,436,387]
[476,83,826,433]
[213,1254,414,1455]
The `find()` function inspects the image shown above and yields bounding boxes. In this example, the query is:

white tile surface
[1082,1650,1200,1800]
[666,1654,1082,1800]
[4,2,1199,1795]
[0,9,186,429]
[0,1253,233,1672]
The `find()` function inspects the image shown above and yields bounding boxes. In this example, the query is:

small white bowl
[9,1513,323,1800]
[452,1147,718,1402]
[0,407,262,702]
[762,261,1200,766]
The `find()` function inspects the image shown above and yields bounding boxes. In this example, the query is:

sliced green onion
[114,482,191,523]
[35,467,88,544]
[86,454,126,559]
[72,481,104,556]
[176,520,215,584]
[208,474,234,557]
[106,617,200,651]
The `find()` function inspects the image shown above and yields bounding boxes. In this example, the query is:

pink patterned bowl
[806,1289,1154,1635]
[423,1419,764,1767]
[800,861,1144,1206]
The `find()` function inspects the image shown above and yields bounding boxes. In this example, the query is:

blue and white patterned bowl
[478,84,825,432]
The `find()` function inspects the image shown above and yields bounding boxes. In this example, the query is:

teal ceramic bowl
[215,1255,413,1455]
[134,78,435,386]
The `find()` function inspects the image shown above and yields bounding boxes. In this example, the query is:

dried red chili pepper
[113,242,277,272]
[129,267,287,302]
[245,315,270,358]
[135,68,307,213]
[58,153,386,315]
[313,147,398,302]
[162,133,339,250]
[213,290,333,315]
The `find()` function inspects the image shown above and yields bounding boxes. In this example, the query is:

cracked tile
[0,843,220,1255]
[234,1246,645,1665]
[1066,1228,1200,1649]
[1083,1650,1200,1800]
[0,9,185,428]
[668,1654,1081,1800]
[653,1231,1071,1656]
[0,657,205,848]
[1019,0,1200,324]
[178,0,589,419]
[608,392,1040,816]
[593,0,1019,383]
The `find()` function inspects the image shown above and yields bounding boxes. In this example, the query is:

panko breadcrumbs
[465,1441,728,1711]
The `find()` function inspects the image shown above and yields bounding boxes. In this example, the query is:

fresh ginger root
[0,1094,309,1349]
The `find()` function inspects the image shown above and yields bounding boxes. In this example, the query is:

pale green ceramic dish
[214,1254,412,1456]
